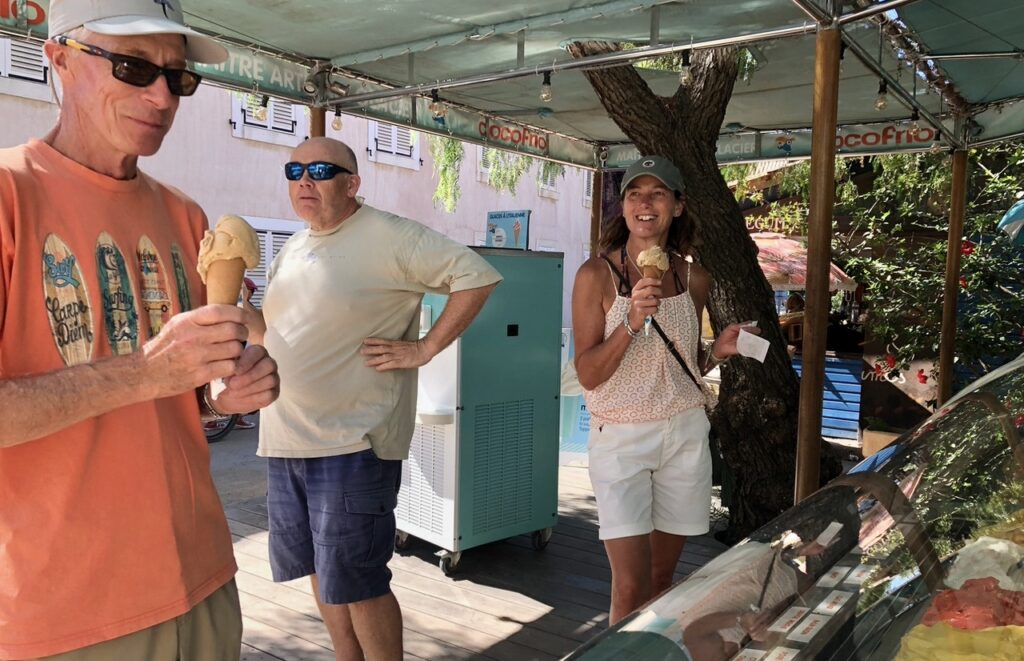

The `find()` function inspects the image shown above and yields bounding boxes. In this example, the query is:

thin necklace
[625,246,670,277]
[625,249,641,274]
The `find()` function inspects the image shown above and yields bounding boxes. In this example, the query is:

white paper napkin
[737,329,770,363]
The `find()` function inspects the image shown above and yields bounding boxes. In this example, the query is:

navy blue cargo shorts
[266,449,402,604]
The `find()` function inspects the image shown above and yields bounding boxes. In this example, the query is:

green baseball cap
[619,155,686,198]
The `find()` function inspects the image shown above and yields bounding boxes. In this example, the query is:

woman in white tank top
[571,156,758,625]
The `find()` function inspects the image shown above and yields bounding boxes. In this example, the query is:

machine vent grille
[398,424,448,536]
[472,400,534,534]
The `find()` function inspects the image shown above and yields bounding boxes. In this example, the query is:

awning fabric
[752,232,859,292]
[4,1,1022,167]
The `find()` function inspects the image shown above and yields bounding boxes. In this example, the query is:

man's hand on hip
[361,337,432,371]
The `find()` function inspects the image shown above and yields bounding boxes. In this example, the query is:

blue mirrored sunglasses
[284,161,353,181]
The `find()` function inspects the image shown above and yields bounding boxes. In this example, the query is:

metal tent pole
[795,22,842,503]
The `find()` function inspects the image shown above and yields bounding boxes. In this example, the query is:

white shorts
[588,407,713,540]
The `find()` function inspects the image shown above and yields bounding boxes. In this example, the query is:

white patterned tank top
[582,255,717,425]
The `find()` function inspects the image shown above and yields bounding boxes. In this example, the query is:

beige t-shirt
[258,203,502,460]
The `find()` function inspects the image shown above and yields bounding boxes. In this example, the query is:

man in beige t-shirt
[247,137,501,659]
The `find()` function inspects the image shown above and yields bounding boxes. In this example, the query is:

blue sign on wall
[486,210,530,250]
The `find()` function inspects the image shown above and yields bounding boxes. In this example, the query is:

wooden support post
[795,26,842,504]
[590,169,603,257]
[938,149,969,404]
[310,107,326,138]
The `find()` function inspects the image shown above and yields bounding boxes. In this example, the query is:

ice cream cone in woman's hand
[637,245,669,280]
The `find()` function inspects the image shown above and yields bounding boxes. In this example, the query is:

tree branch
[567,41,672,153]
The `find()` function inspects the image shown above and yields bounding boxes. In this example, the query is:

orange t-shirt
[0,140,236,659]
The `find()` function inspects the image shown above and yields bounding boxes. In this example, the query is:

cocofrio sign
[836,124,937,150]
[477,119,549,155]
[0,0,47,27]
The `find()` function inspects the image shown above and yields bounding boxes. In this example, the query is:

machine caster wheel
[531,528,552,551]
[395,530,412,551]
[438,551,462,575]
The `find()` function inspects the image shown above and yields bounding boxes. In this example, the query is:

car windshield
[567,353,1024,660]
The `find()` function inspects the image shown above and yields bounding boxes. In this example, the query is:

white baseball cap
[48,0,228,64]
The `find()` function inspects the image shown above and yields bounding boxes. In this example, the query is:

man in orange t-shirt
[0,1,279,659]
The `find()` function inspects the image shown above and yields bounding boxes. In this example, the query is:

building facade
[0,37,596,322]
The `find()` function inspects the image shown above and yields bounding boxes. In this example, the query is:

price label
[814,590,854,616]
[787,614,831,643]
[844,564,875,585]
[768,607,810,633]
[764,648,800,661]
[816,566,852,588]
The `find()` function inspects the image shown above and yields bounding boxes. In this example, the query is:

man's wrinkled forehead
[86,31,188,63]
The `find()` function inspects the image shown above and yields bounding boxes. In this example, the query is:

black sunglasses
[54,36,202,97]
[284,161,354,181]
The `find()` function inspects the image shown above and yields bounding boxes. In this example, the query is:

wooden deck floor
[226,465,728,661]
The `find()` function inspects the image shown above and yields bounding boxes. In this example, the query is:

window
[478,145,494,181]
[0,38,50,102]
[582,169,595,208]
[367,121,421,170]
[230,94,308,148]
[237,217,305,307]
[538,164,560,199]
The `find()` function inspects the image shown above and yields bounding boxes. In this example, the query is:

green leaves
[427,136,464,212]
[428,139,565,212]
[833,144,1024,384]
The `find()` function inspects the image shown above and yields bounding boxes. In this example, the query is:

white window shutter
[269,100,295,134]
[243,94,270,128]
[368,122,420,170]
[246,230,296,308]
[583,170,594,208]
[394,126,413,157]
[375,123,395,154]
[7,39,46,82]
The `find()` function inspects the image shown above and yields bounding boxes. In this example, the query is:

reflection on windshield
[566,355,1024,660]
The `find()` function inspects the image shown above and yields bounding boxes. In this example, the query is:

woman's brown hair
[597,194,697,257]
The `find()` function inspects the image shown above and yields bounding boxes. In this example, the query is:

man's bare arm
[420,283,497,357]
[361,283,498,371]
[241,300,267,346]
[0,305,247,448]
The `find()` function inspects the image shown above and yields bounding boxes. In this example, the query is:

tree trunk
[569,42,839,538]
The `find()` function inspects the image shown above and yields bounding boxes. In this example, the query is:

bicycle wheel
[204,414,239,443]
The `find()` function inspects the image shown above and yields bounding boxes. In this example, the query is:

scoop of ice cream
[896,621,1024,660]
[922,578,1024,630]
[197,214,261,283]
[946,537,1024,592]
[637,245,669,274]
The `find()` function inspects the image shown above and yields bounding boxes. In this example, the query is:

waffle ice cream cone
[204,258,247,305]
[197,215,260,305]
[642,265,663,279]
[637,245,669,279]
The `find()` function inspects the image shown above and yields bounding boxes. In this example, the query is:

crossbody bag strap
[599,254,630,295]
[649,317,702,390]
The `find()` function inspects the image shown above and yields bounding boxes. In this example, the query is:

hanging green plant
[485,147,533,194]
[538,160,566,189]
[428,136,464,212]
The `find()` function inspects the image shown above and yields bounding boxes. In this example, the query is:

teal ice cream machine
[396,248,562,574]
